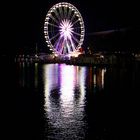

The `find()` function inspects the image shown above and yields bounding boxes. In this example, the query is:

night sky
[1,2,140,139]
[1,0,140,55]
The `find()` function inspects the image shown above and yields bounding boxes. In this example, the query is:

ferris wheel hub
[59,19,73,39]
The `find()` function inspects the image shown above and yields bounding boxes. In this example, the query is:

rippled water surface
[1,61,140,140]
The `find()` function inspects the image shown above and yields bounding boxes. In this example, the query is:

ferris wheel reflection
[43,64,87,113]
[43,64,87,137]
[42,64,106,139]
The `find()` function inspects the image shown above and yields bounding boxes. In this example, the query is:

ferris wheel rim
[44,2,85,55]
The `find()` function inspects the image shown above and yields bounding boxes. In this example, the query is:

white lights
[59,19,73,39]
[44,2,85,55]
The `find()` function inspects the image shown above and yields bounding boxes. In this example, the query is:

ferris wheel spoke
[63,41,67,54]
[72,19,80,26]
[64,6,67,19]
[58,6,63,20]
[67,39,74,53]
[71,35,79,44]
[71,12,76,22]
[67,8,72,20]
[48,22,59,28]
[71,31,81,36]
[74,27,82,29]
[69,38,76,51]
[60,41,65,54]
[66,40,71,53]
[47,30,58,33]
[50,15,59,24]
[53,9,61,21]
[50,32,60,41]
[54,36,62,50]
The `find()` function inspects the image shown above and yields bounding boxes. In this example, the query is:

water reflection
[16,62,39,88]
[16,62,106,139]
[43,64,106,139]
[43,64,87,139]
[12,61,140,139]
[87,66,106,91]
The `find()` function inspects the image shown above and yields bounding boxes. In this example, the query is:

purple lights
[59,19,73,40]
[44,2,85,55]
[56,19,75,54]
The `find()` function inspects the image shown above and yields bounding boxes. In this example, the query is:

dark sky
[1,0,140,54]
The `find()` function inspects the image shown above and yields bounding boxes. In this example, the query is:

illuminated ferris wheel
[44,2,85,55]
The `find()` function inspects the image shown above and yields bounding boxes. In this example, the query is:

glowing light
[79,67,86,104]
[70,51,81,57]
[101,68,106,89]
[60,65,76,108]
[43,64,59,112]
[44,2,85,55]
[59,19,73,39]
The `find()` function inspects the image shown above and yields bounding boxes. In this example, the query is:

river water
[1,61,140,140]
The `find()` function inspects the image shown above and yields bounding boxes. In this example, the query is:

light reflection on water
[43,64,105,139]
[16,62,106,139]
[17,62,39,88]
[11,61,140,139]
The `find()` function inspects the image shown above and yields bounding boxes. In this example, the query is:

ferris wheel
[44,2,85,55]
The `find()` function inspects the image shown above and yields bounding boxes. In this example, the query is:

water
[1,61,140,140]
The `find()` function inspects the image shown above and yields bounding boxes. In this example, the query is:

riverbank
[14,53,138,68]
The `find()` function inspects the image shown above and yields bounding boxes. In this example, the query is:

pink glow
[59,19,73,39]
